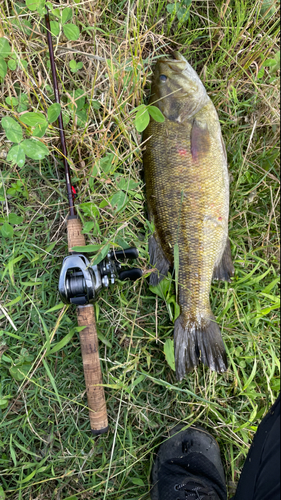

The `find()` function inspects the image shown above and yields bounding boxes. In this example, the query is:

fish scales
[143,52,234,380]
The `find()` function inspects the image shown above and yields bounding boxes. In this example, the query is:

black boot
[151,425,227,500]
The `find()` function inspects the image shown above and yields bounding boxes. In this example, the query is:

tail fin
[174,314,227,381]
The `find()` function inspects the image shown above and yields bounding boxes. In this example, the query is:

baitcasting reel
[58,248,142,306]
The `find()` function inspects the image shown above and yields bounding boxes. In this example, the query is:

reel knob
[109,248,139,261]
[118,268,143,281]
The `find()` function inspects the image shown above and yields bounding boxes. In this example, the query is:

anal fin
[149,234,170,286]
[213,238,234,282]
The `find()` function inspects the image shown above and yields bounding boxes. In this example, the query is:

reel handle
[67,215,108,435]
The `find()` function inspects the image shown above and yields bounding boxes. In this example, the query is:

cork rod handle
[67,215,86,253]
[67,215,108,435]
[77,305,108,435]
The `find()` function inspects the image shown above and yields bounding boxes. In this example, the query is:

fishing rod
[45,10,142,435]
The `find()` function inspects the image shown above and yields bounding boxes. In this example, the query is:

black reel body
[59,248,142,305]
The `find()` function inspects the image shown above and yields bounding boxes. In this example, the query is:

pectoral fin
[149,234,171,286]
[212,238,234,282]
[190,119,211,162]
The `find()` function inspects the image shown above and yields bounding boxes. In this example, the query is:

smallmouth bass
[143,52,234,381]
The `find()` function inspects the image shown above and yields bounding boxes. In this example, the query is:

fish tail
[174,313,227,381]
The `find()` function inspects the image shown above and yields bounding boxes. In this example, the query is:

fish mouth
[158,51,187,72]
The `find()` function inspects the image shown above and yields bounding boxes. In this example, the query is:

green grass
[0,0,280,499]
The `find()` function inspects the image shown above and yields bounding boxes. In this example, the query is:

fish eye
[159,75,167,82]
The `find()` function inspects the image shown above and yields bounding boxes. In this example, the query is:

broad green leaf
[52,8,60,18]
[0,38,11,57]
[69,60,83,73]
[48,330,75,354]
[5,96,18,106]
[167,2,179,14]
[150,276,171,300]
[117,178,139,191]
[148,105,165,123]
[132,103,146,113]
[79,202,99,218]
[116,178,128,190]
[99,153,115,173]
[260,0,276,16]
[17,94,29,113]
[71,244,102,253]
[10,362,32,380]
[0,58,7,79]
[265,57,278,67]
[63,24,80,41]
[8,214,23,225]
[74,88,85,110]
[92,244,111,265]
[82,220,96,233]
[8,59,17,70]
[167,294,181,321]
[177,5,190,21]
[0,485,6,500]
[92,99,101,110]
[7,144,26,168]
[1,116,23,143]
[111,190,127,212]
[266,51,280,74]
[50,21,60,37]
[164,339,176,371]
[11,18,33,36]
[270,377,280,393]
[98,199,109,208]
[21,139,49,160]
[26,0,45,14]
[0,398,9,409]
[69,59,78,70]
[13,2,29,13]
[134,107,149,132]
[47,103,61,123]
[76,109,87,126]
[131,478,145,486]
[62,111,70,126]
[32,123,48,138]
[62,7,73,23]
[20,59,28,69]
[20,112,47,127]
